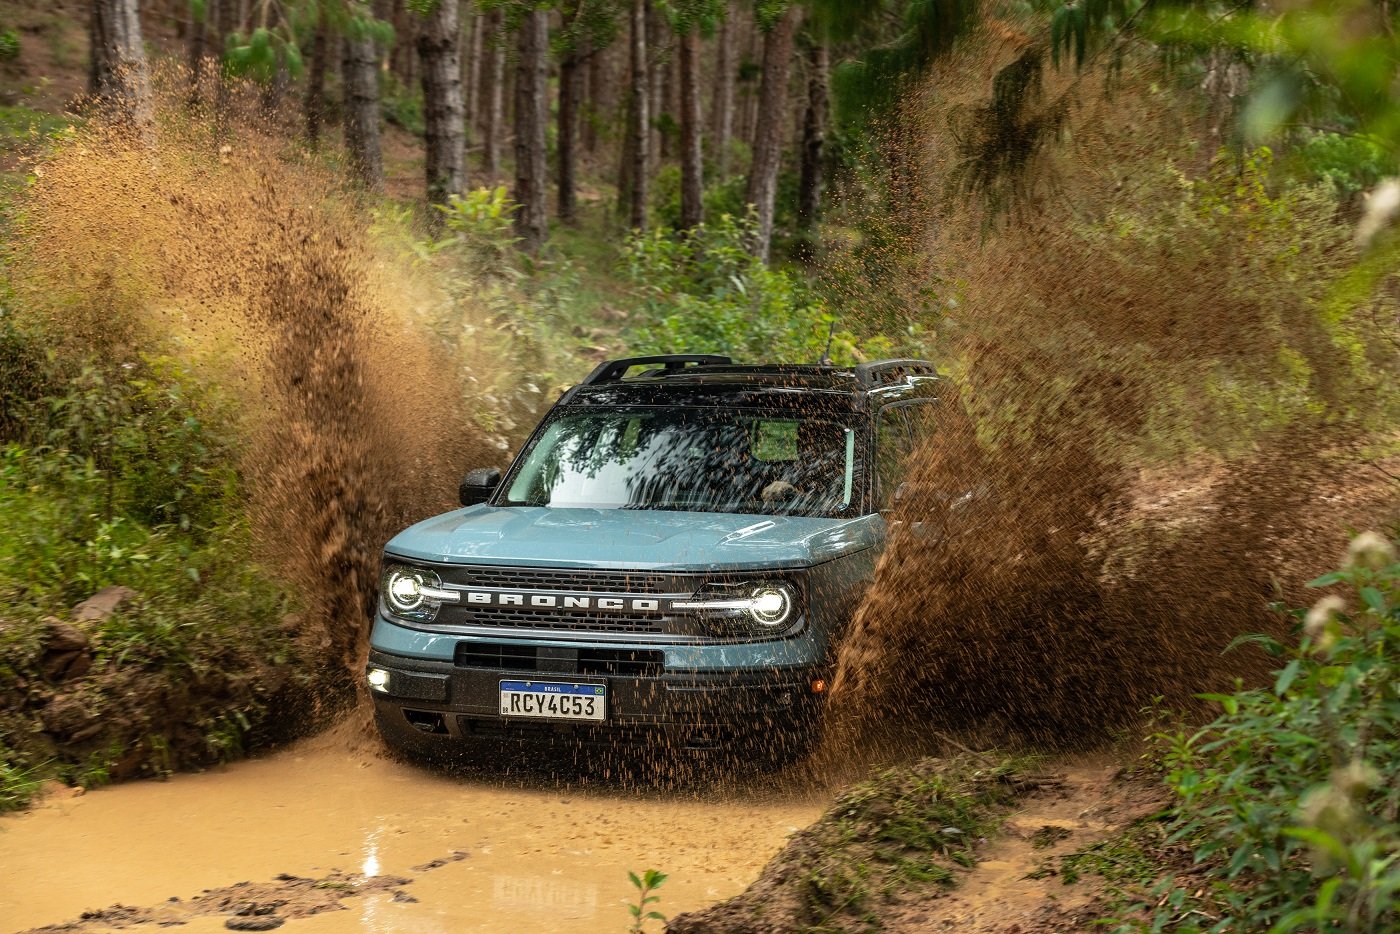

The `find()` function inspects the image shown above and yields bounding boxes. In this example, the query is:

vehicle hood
[384,506,883,571]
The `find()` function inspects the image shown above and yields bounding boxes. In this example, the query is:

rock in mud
[225,917,285,931]
[71,586,138,623]
[39,694,98,738]
[41,618,94,683]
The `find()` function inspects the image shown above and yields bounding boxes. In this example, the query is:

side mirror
[459,467,503,507]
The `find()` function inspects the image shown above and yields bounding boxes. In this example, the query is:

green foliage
[224,24,305,84]
[829,0,981,133]
[1044,148,1396,460]
[1141,533,1400,932]
[626,869,668,933]
[782,756,1025,931]
[620,213,892,364]
[381,72,424,136]
[0,751,44,811]
[971,0,1400,219]
[435,186,520,260]
[0,28,20,61]
[1289,131,1389,203]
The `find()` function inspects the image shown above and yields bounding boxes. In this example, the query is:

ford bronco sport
[368,354,940,766]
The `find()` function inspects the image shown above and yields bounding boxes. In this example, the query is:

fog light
[367,668,390,692]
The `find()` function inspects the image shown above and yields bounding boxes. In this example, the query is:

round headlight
[386,569,425,613]
[748,585,793,626]
[382,565,446,619]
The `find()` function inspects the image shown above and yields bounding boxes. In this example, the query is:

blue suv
[368,355,940,765]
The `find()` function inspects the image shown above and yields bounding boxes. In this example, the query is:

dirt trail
[883,758,1167,932]
[0,732,824,933]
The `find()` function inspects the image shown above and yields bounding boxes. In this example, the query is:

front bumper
[368,647,824,751]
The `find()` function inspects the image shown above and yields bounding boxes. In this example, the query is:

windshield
[501,408,859,517]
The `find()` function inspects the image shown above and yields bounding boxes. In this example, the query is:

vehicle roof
[557,359,942,411]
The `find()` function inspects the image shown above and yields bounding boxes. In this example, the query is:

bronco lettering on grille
[463,591,664,612]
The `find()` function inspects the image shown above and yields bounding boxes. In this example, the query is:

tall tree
[304,19,330,145]
[463,8,482,145]
[417,0,466,206]
[797,38,828,240]
[744,4,800,261]
[678,25,704,229]
[513,7,549,252]
[89,0,153,127]
[621,0,651,230]
[710,2,735,176]
[558,2,618,223]
[481,9,505,179]
[188,0,217,99]
[342,15,385,189]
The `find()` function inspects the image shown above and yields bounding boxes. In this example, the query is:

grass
[685,755,1034,933]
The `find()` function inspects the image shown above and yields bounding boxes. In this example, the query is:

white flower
[1357,178,1400,247]
[1346,531,1396,572]
[1304,595,1345,645]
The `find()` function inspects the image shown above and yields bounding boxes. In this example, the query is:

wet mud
[0,735,823,933]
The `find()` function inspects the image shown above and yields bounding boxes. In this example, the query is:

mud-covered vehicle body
[368,354,940,763]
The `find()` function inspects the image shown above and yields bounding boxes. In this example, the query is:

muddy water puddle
[0,733,822,933]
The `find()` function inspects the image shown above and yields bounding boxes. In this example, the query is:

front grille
[580,648,663,677]
[454,642,664,677]
[456,643,539,669]
[453,606,667,634]
[437,565,674,594]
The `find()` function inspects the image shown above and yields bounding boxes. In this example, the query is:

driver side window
[876,408,913,511]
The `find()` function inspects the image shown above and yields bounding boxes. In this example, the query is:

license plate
[498,680,607,722]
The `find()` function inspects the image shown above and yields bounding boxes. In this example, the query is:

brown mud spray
[824,40,1399,753]
[11,80,490,726]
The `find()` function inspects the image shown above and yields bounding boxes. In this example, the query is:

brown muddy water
[0,731,823,933]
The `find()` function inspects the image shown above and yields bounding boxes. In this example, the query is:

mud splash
[827,41,1400,748]
[10,82,489,706]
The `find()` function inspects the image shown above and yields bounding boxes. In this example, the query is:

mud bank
[0,732,823,933]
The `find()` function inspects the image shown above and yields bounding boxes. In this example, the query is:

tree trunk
[89,0,153,127]
[481,9,505,179]
[342,34,383,190]
[418,0,465,206]
[744,6,800,261]
[305,24,329,145]
[584,42,605,154]
[647,4,666,172]
[620,0,650,230]
[558,40,584,223]
[797,40,828,235]
[513,8,549,252]
[463,7,481,148]
[187,0,211,99]
[678,26,703,230]
[711,3,735,176]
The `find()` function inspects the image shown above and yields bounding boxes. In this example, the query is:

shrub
[1144,532,1400,932]
[620,213,893,364]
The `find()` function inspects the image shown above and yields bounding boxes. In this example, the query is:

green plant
[1141,532,1400,932]
[620,212,893,364]
[380,72,424,136]
[0,752,44,811]
[435,187,520,263]
[0,29,20,62]
[627,869,667,933]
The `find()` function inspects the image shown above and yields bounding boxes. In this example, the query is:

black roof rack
[579,354,733,385]
[851,359,939,387]
[572,355,938,395]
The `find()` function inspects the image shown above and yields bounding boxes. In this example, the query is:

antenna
[818,319,837,365]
